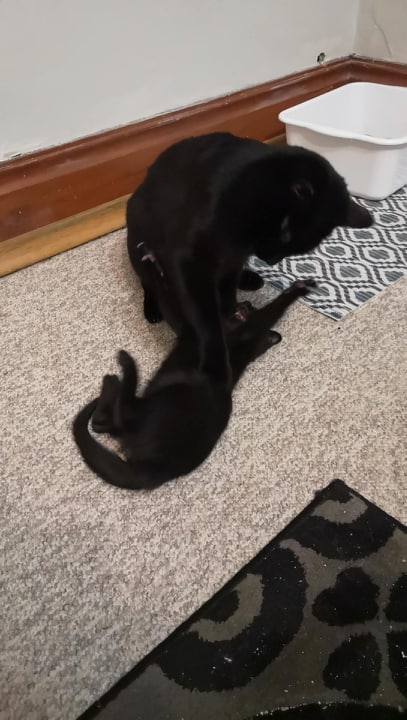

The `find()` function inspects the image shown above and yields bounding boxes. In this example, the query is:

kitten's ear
[345,199,374,228]
[291,179,315,204]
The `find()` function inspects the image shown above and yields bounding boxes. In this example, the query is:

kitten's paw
[117,349,134,369]
[91,413,112,434]
[234,301,254,322]
[254,330,282,358]
[267,330,282,347]
[102,373,120,390]
[290,278,317,295]
[238,269,264,291]
[226,301,254,330]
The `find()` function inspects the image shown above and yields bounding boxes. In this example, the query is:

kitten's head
[255,148,373,265]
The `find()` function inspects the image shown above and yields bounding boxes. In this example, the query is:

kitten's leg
[238,269,264,291]
[228,280,315,385]
[143,283,163,324]
[92,375,121,434]
[252,280,315,331]
[117,350,139,398]
[116,350,140,430]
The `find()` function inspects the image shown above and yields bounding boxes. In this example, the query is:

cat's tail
[72,399,151,490]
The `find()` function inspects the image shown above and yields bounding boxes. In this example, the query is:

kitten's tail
[72,400,151,490]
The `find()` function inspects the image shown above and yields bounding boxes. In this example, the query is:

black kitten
[127,133,373,381]
[73,280,314,490]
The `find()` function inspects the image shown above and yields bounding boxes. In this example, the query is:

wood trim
[0,59,352,244]
[0,197,129,277]
[0,55,405,276]
[350,56,407,85]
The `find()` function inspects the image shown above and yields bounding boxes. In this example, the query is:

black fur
[127,133,373,380]
[73,280,314,490]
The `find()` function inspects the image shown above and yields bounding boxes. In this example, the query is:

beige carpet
[1,229,406,720]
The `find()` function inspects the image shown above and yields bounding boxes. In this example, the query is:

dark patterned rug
[81,481,407,720]
[249,186,407,320]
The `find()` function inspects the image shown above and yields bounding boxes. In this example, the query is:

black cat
[127,133,373,381]
[73,280,314,490]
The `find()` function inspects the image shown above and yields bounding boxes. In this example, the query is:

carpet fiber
[82,481,407,719]
[250,186,407,319]
[1,230,406,720]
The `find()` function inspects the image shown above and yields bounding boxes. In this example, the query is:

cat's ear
[291,179,315,204]
[345,199,373,228]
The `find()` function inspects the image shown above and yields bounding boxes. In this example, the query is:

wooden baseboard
[1,55,406,276]
[0,196,129,277]
[350,55,407,85]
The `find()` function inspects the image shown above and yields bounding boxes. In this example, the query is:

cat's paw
[238,269,264,291]
[143,296,163,324]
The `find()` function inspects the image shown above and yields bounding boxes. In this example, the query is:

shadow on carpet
[249,186,407,320]
[81,481,407,720]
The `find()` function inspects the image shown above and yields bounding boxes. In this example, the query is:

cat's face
[256,155,373,266]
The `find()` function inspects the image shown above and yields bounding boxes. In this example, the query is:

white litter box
[279,82,407,200]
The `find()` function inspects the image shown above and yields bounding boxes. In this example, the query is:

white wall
[0,0,359,161]
[355,0,407,63]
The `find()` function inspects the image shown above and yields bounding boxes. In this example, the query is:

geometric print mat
[80,480,407,720]
[249,185,407,320]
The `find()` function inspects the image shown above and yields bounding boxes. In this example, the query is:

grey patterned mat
[249,186,407,320]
